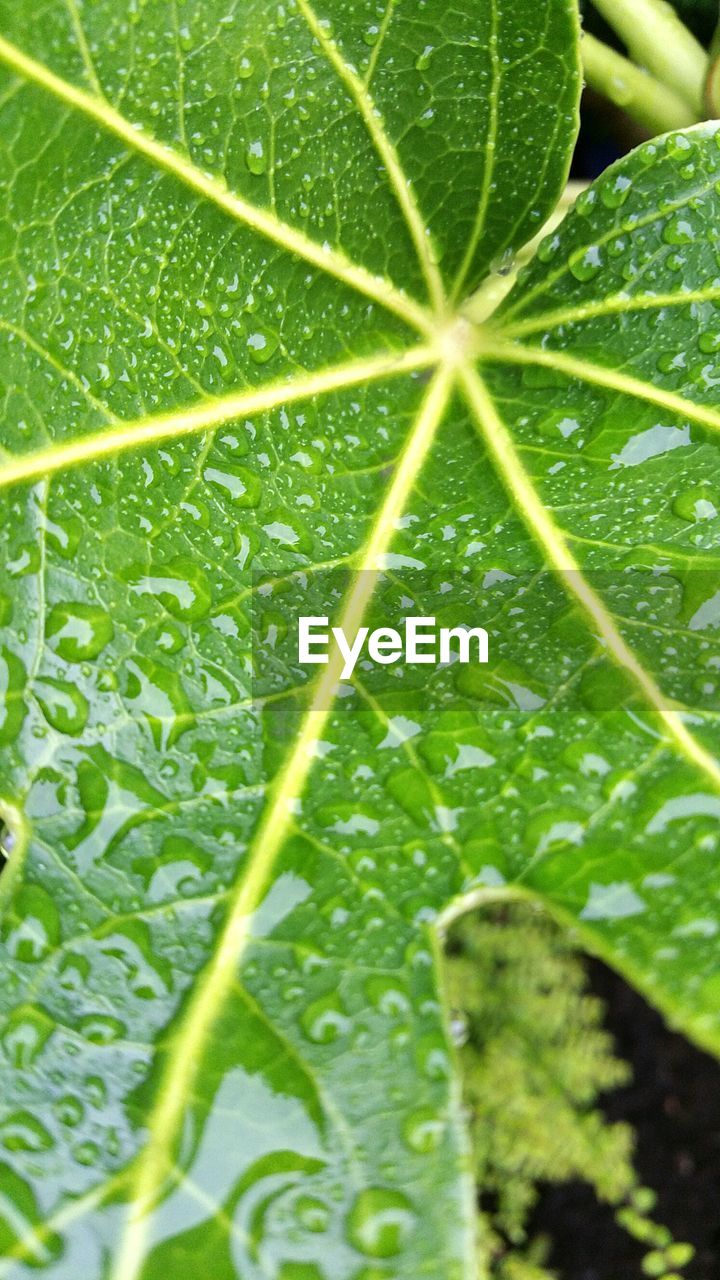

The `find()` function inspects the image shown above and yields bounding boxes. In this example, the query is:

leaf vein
[0,32,432,334]
[460,359,720,791]
[501,286,720,338]
[107,365,454,1280]
[294,0,446,314]
[0,346,434,490]
[478,337,720,434]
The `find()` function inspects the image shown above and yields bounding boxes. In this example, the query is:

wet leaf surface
[0,3,718,1278]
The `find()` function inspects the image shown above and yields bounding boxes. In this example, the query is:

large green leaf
[0,3,719,1278]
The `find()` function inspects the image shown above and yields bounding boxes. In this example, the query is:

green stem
[590,0,707,116]
[582,32,698,133]
[464,181,588,325]
[705,13,720,114]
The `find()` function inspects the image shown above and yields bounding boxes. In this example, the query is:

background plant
[448,907,695,1279]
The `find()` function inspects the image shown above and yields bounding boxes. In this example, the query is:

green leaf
[2,5,719,1280]
[472,122,720,1032]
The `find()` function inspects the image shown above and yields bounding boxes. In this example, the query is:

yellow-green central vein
[460,359,720,791]
[478,337,720,434]
[0,346,435,489]
[108,365,454,1280]
[450,0,501,303]
[1,22,719,1274]
[0,33,433,337]
[500,286,720,339]
[294,0,446,315]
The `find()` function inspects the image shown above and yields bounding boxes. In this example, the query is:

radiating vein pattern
[1,7,720,1280]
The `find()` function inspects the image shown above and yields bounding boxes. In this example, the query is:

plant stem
[590,0,707,116]
[464,182,589,325]
[582,33,698,134]
[705,13,720,114]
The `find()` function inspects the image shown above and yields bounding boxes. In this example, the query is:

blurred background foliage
[447,908,696,1279]
[577,0,718,178]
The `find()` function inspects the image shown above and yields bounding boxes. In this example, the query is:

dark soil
[532,961,720,1280]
